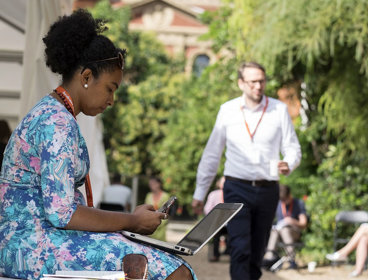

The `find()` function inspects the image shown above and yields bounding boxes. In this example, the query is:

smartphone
[157,196,177,214]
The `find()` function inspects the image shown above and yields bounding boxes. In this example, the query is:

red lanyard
[240,96,269,141]
[54,86,94,208]
[281,199,293,217]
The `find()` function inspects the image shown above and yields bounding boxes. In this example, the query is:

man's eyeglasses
[81,51,125,73]
[243,79,266,87]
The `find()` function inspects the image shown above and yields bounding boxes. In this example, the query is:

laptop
[121,202,243,256]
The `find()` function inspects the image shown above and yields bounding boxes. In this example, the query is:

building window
[192,54,210,76]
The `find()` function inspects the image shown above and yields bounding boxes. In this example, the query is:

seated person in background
[263,184,308,269]
[204,176,228,262]
[144,176,170,241]
[326,223,368,277]
[100,174,132,212]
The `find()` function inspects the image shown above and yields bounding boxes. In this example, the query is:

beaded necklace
[54,86,94,208]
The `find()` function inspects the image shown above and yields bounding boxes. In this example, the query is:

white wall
[0,2,25,131]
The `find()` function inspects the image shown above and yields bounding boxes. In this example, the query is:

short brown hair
[279,184,291,201]
[237,61,266,80]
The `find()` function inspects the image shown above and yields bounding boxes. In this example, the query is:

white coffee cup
[308,261,317,273]
[269,160,279,177]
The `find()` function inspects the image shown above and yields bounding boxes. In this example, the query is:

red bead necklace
[54,86,75,117]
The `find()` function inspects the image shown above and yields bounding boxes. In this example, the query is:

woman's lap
[0,230,195,280]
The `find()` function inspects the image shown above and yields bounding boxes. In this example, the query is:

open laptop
[121,202,243,256]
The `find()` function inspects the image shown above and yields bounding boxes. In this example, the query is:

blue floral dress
[0,95,196,280]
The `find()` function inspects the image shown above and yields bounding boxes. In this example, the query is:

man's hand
[278,161,290,175]
[191,199,204,215]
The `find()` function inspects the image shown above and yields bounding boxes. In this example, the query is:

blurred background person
[326,223,368,277]
[263,184,308,269]
[204,176,228,262]
[145,176,171,241]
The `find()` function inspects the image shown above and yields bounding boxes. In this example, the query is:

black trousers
[223,178,279,280]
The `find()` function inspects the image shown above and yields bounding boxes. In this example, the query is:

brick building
[74,0,221,74]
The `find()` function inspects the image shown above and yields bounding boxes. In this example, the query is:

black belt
[225,176,278,187]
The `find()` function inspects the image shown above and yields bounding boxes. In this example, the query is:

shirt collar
[241,94,267,111]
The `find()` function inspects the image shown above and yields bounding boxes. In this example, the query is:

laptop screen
[177,203,243,251]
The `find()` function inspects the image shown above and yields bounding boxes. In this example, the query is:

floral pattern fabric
[0,96,196,280]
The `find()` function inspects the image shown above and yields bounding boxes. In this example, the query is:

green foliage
[92,0,368,246]
[104,72,185,177]
[90,1,171,85]
[91,1,185,178]
[199,6,234,54]
[152,59,239,204]
[215,0,368,260]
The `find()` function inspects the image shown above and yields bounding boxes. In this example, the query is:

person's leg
[279,226,301,260]
[212,231,221,259]
[250,185,279,279]
[353,235,368,275]
[264,229,280,260]
[211,226,228,259]
[223,180,254,280]
[167,265,193,280]
[223,226,230,254]
[218,226,228,255]
[339,224,368,257]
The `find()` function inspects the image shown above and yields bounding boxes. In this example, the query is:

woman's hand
[65,204,166,234]
[129,204,167,235]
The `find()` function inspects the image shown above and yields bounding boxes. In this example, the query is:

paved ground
[167,221,362,280]
[182,244,362,280]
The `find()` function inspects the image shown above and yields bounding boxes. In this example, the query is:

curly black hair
[43,9,126,83]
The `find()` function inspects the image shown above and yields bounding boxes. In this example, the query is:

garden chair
[269,238,305,272]
[99,185,130,212]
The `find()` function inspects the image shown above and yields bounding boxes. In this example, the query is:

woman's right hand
[129,204,167,235]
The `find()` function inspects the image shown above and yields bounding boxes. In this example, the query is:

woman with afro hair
[0,9,196,280]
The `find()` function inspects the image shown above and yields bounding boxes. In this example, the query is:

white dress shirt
[194,95,301,201]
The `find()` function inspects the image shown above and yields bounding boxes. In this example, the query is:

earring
[84,84,88,88]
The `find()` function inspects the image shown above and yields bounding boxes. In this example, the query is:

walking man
[192,62,301,280]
